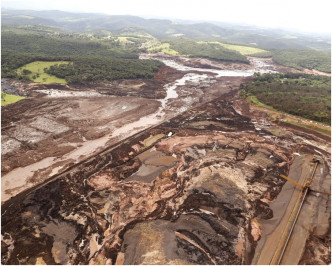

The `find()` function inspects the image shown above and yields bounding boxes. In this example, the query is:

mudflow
[1,54,330,265]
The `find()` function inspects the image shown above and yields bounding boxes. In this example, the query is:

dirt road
[252,154,330,264]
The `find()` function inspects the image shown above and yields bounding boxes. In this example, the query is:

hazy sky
[2,0,332,33]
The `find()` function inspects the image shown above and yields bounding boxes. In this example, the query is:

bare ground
[1,55,330,265]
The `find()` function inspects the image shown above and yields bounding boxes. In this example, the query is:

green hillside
[2,9,330,51]
[244,73,331,124]
[271,49,331,73]
[1,31,163,82]
[17,61,70,83]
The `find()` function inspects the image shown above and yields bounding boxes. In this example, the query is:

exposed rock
[250,219,262,242]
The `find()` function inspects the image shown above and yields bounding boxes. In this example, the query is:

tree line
[243,73,331,124]
[45,57,162,83]
[271,49,331,73]
[1,32,162,81]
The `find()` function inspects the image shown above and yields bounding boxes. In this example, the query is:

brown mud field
[1,59,248,202]
[1,55,331,265]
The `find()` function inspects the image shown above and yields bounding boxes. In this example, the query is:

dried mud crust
[4,93,329,265]
[1,97,160,176]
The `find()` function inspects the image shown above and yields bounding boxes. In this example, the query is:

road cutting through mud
[252,154,330,264]
[1,54,330,265]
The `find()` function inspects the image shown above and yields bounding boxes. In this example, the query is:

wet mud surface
[1,56,250,203]
[1,55,330,265]
[2,93,330,264]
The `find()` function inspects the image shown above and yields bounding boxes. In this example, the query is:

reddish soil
[1,55,330,265]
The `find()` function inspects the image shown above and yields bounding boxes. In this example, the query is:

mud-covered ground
[1,66,182,99]
[1,59,248,203]
[1,55,331,265]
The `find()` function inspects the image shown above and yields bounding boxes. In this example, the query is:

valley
[1,7,331,265]
[1,54,330,265]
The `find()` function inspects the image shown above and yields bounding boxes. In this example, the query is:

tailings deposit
[1,54,330,265]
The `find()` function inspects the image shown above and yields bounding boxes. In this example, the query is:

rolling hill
[2,8,330,51]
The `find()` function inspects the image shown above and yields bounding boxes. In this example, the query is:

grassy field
[147,42,179,55]
[17,61,70,83]
[1,92,25,106]
[117,36,135,45]
[201,41,271,57]
[146,39,270,58]
[246,95,271,108]
[218,43,270,56]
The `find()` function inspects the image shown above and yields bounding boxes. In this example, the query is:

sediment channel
[1,55,330,265]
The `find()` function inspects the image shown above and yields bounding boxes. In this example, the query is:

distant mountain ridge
[1,8,331,52]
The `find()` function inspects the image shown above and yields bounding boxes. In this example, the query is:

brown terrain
[1,54,330,265]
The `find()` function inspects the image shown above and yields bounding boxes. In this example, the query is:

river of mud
[1,55,277,203]
[140,54,277,76]
[1,54,330,265]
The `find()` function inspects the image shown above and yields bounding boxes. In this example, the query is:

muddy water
[160,58,255,76]
[159,73,208,110]
[111,114,162,137]
[140,54,277,76]
[40,220,77,264]
[139,54,278,118]
[2,55,278,204]
[112,73,209,138]
[1,157,56,202]
[126,149,177,183]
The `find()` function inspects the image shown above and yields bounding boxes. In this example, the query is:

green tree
[1,91,6,102]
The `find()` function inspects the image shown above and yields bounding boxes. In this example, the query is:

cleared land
[17,61,70,83]
[117,36,135,45]
[204,41,271,56]
[147,42,179,55]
